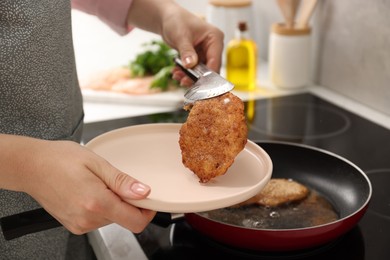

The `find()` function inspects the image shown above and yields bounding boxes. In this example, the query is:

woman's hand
[0,134,156,234]
[127,0,224,87]
[160,7,224,86]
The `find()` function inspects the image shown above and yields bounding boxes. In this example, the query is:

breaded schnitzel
[236,178,310,207]
[179,92,248,183]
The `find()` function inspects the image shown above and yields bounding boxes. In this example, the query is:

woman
[0,0,224,258]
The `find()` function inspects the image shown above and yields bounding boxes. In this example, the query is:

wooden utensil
[277,0,301,29]
[296,0,318,29]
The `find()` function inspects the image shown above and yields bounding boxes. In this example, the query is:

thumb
[88,153,151,200]
[112,172,151,200]
[177,41,198,68]
[99,163,151,200]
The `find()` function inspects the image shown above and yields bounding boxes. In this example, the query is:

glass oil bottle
[226,21,257,91]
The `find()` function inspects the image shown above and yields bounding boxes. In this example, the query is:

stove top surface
[83,93,390,260]
[143,221,365,260]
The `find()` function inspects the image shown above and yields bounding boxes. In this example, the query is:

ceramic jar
[269,23,312,89]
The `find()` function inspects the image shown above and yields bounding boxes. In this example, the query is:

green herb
[150,65,179,90]
[129,40,179,90]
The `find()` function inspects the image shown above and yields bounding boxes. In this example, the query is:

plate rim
[85,123,273,213]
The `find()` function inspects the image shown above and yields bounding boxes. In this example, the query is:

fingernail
[183,56,193,66]
[131,182,150,196]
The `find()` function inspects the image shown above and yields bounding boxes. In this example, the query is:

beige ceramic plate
[85,123,273,213]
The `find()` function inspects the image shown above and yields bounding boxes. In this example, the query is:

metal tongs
[174,57,234,105]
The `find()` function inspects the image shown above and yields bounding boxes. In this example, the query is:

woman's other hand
[0,134,156,234]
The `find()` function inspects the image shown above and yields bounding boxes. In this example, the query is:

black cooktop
[83,93,390,260]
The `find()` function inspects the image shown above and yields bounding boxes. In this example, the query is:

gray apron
[0,0,92,258]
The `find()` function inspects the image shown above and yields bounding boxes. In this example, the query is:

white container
[269,23,312,89]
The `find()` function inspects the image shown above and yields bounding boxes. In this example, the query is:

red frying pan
[182,141,372,251]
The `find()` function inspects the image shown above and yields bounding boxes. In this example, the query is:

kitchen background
[69,2,390,258]
[178,0,390,116]
[72,0,390,116]
[193,0,390,115]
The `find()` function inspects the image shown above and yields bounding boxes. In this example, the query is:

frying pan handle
[0,208,61,240]
[151,212,184,227]
[0,208,184,240]
[174,57,212,81]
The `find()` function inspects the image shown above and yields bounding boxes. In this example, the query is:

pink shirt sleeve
[72,0,134,35]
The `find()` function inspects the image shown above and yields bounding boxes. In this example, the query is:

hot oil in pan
[200,189,339,229]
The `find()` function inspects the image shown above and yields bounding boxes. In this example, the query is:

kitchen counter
[72,10,390,260]
[83,86,390,130]
[72,10,390,130]
[72,10,302,124]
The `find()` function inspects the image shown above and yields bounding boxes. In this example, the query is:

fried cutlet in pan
[179,92,248,183]
[236,178,310,207]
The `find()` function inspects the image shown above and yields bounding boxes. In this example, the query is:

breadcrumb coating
[179,92,248,183]
[236,178,310,207]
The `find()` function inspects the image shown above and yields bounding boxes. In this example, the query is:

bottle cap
[238,21,248,31]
